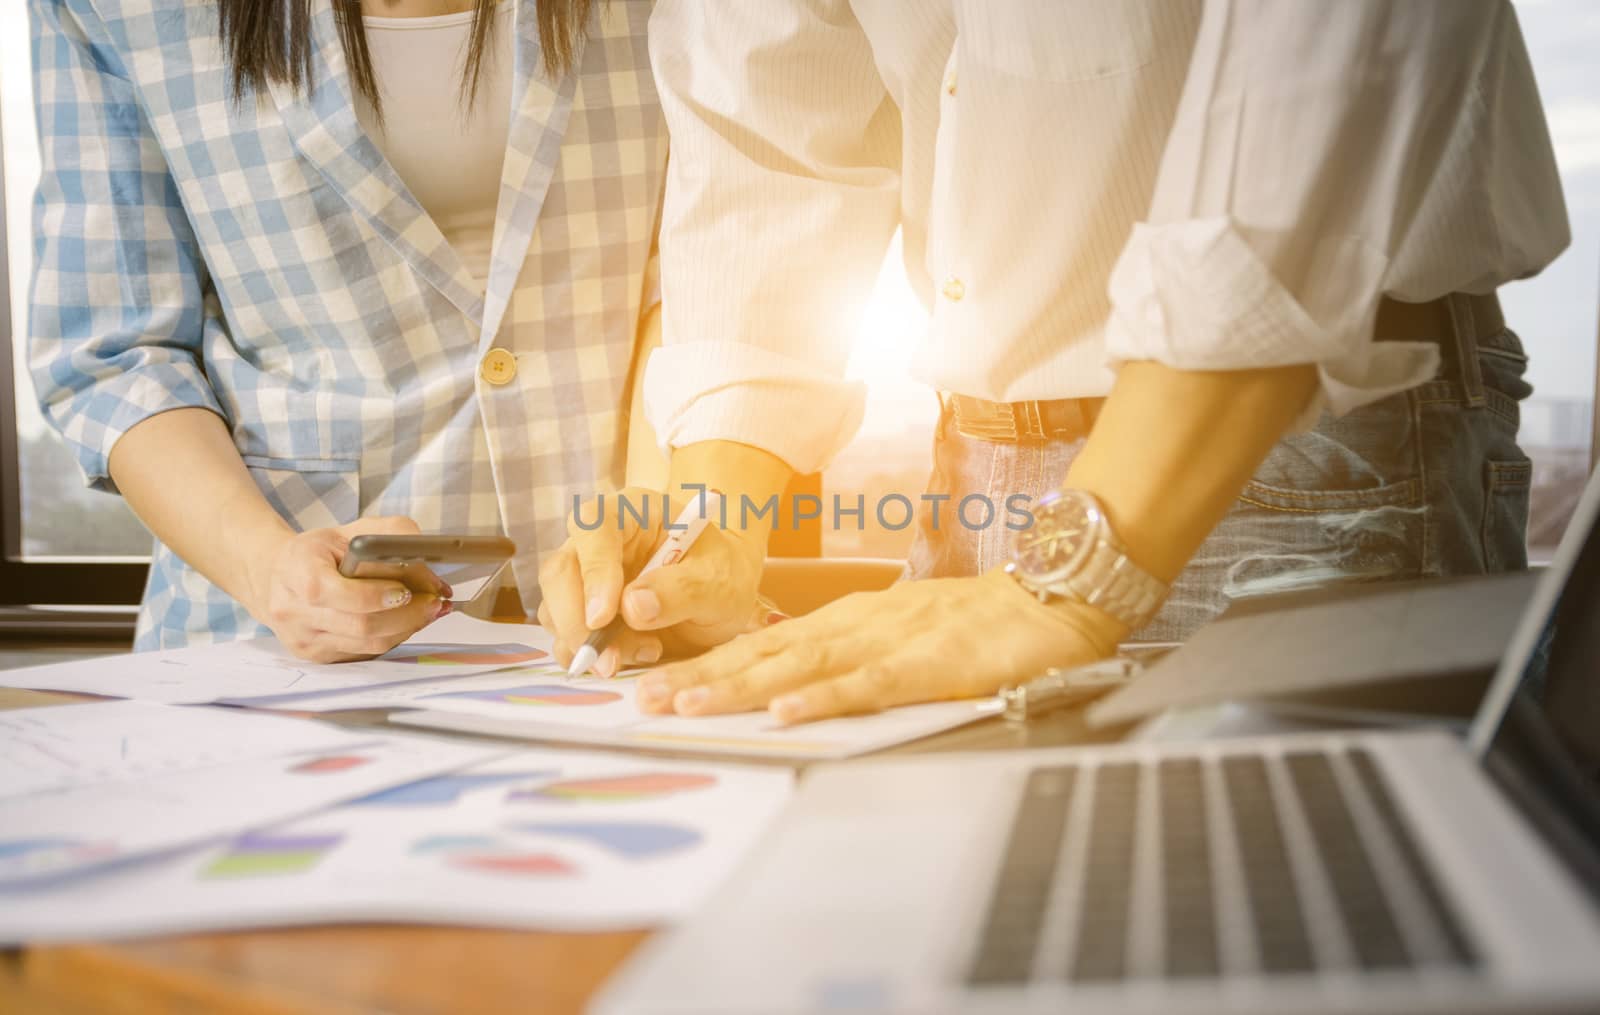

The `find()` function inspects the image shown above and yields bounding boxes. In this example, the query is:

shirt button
[944,70,958,96]
[941,277,965,302]
[480,348,517,385]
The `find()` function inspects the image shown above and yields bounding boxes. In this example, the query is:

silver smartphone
[337,535,517,617]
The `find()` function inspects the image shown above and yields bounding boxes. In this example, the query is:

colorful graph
[451,852,574,876]
[0,838,115,869]
[408,835,576,877]
[409,834,502,854]
[511,772,718,804]
[423,684,623,707]
[202,832,342,879]
[348,771,554,808]
[289,754,371,774]
[383,643,548,666]
[513,821,702,858]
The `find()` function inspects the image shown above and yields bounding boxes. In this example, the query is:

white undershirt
[354,2,514,288]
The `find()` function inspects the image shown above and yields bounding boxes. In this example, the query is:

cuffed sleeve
[1105,0,1567,427]
[27,0,226,492]
[644,341,867,477]
[645,0,900,473]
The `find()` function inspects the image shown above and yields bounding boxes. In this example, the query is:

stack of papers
[393,679,993,760]
[0,613,555,705]
[0,612,993,942]
[0,700,498,882]
[0,748,792,942]
[0,615,994,760]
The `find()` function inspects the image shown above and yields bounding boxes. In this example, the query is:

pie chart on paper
[383,643,549,666]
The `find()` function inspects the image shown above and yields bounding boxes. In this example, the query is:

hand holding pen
[565,492,725,678]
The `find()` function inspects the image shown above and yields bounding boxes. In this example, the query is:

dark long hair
[217,0,595,116]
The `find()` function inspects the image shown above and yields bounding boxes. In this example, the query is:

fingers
[273,598,445,664]
[537,595,661,676]
[620,555,727,631]
[399,562,451,598]
[309,593,447,646]
[663,639,862,716]
[573,528,626,630]
[537,546,591,665]
[635,623,796,713]
[268,521,454,662]
[767,654,934,725]
[287,553,417,616]
[329,517,450,597]
[593,627,665,677]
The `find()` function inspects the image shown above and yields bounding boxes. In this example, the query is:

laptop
[596,466,1600,1015]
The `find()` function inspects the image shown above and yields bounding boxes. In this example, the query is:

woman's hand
[537,487,770,677]
[244,516,450,663]
[635,569,1125,724]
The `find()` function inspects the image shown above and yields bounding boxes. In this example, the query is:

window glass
[1504,0,1599,558]
[3,6,150,560]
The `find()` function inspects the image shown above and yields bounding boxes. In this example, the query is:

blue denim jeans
[904,297,1533,644]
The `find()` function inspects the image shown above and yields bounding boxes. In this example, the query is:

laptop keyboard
[967,748,1476,985]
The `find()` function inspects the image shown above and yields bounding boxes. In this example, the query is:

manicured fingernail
[585,595,609,628]
[384,588,412,609]
[428,597,448,620]
[772,695,805,723]
[675,686,709,713]
[598,647,620,679]
[638,679,671,706]
[765,610,790,626]
[437,580,453,598]
[637,640,662,664]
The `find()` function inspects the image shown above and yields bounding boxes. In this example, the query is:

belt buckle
[954,396,1020,442]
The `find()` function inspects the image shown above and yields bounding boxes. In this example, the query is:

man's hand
[537,487,769,677]
[244,516,449,663]
[635,569,1124,724]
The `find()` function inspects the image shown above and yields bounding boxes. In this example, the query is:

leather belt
[943,291,1503,445]
[944,392,1104,444]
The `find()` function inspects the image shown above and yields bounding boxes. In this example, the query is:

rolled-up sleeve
[28,0,226,492]
[1104,0,1567,428]
[645,0,902,475]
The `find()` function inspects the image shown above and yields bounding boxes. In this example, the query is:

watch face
[1011,490,1101,585]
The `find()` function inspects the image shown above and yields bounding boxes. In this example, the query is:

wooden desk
[0,672,1124,1014]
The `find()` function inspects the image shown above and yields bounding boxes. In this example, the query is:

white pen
[566,491,724,678]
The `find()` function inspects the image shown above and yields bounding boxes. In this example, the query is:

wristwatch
[1004,489,1168,631]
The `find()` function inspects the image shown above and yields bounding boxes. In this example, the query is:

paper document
[390,676,993,760]
[0,614,554,705]
[0,700,499,882]
[0,750,792,942]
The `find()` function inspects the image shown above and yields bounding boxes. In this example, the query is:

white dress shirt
[644,0,1569,475]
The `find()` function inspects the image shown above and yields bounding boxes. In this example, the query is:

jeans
[904,297,1534,644]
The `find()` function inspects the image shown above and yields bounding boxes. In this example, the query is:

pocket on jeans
[240,455,362,532]
[1239,475,1423,513]
[1481,458,1532,572]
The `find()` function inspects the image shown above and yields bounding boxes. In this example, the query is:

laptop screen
[1469,463,1600,892]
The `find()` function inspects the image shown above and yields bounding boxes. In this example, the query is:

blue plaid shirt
[28,0,665,648]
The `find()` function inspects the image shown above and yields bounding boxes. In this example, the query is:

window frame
[0,90,148,619]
